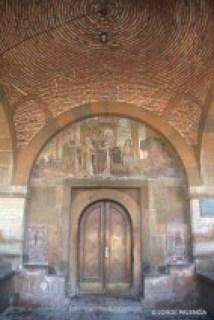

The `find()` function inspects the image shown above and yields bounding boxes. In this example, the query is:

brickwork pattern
[0,0,214,148]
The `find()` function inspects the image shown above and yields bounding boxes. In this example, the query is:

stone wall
[143,264,197,306]
[0,195,25,310]
[190,197,214,273]
[17,116,194,303]
[0,197,25,270]
[25,117,190,275]
[15,269,66,307]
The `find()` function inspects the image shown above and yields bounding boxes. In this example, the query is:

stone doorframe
[66,183,147,297]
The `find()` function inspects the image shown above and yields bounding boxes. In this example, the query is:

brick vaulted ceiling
[0,0,214,149]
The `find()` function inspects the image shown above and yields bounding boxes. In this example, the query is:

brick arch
[13,101,201,186]
[0,86,14,186]
[201,100,214,185]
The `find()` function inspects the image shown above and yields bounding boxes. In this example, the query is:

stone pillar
[0,189,26,271]
[189,187,214,272]
[139,184,150,271]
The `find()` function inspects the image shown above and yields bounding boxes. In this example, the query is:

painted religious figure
[122,138,135,173]
[82,137,95,176]
[31,116,184,183]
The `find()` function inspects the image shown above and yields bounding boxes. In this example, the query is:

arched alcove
[29,115,187,183]
[13,102,200,187]
[23,114,192,298]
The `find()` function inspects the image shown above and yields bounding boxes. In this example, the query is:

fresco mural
[31,117,184,183]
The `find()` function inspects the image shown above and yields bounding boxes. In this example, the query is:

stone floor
[0,297,213,320]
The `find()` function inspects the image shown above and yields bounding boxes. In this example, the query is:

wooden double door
[78,200,132,294]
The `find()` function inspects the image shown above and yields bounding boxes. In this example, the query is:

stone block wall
[190,197,214,273]
[15,269,66,307]
[143,264,197,306]
[0,197,25,271]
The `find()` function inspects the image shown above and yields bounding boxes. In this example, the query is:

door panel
[105,202,131,291]
[79,202,104,292]
[79,201,132,294]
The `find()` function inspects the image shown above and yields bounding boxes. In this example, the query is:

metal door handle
[104,246,110,258]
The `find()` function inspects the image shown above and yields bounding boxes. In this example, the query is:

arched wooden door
[78,200,132,294]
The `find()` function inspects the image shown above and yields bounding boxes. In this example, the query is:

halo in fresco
[31,116,185,184]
